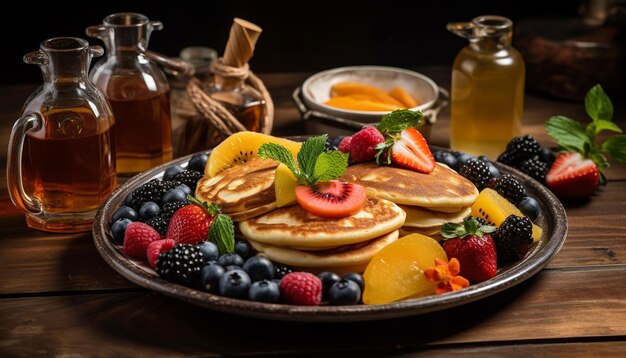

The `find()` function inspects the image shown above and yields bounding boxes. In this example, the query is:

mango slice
[389,87,418,108]
[330,82,405,107]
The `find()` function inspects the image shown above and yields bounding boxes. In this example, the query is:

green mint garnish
[441,217,496,239]
[545,84,626,183]
[257,135,349,185]
[376,109,423,135]
[208,212,235,255]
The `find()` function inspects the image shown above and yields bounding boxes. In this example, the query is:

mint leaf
[208,213,235,255]
[298,135,327,181]
[545,116,590,154]
[313,151,349,182]
[374,138,395,165]
[258,143,299,177]
[589,120,623,138]
[377,109,423,134]
[585,84,613,122]
[601,135,626,162]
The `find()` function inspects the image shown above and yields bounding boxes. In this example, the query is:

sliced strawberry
[545,152,599,200]
[390,128,435,173]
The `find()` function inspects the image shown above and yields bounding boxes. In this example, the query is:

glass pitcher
[448,15,525,159]
[7,37,116,233]
[87,13,192,175]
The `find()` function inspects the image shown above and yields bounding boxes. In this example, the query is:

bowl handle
[422,87,449,125]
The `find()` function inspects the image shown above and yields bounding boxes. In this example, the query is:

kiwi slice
[295,180,366,218]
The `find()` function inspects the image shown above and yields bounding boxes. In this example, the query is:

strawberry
[441,217,498,284]
[390,127,435,173]
[166,197,217,245]
[279,272,322,305]
[349,126,384,163]
[123,222,161,260]
[545,152,599,200]
[146,239,176,269]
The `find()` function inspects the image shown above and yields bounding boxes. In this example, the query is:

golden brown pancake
[399,226,443,237]
[401,205,470,228]
[239,197,405,248]
[195,157,277,216]
[340,162,479,208]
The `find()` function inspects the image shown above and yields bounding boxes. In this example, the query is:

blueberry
[200,263,225,292]
[248,280,280,303]
[224,265,242,272]
[176,184,192,196]
[342,272,364,291]
[197,241,219,262]
[111,206,138,223]
[163,188,187,204]
[518,196,540,221]
[235,240,254,260]
[478,155,490,162]
[435,151,458,170]
[110,218,132,244]
[138,201,160,222]
[538,147,555,166]
[163,164,185,181]
[329,279,361,305]
[188,153,209,172]
[217,253,244,267]
[456,153,476,168]
[123,192,134,208]
[243,255,275,282]
[487,162,502,178]
[218,269,251,299]
[317,271,341,299]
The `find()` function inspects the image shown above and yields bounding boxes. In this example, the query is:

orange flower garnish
[424,258,470,295]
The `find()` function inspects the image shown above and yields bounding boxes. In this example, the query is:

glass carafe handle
[447,21,475,41]
[6,112,43,214]
[144,50,195,77]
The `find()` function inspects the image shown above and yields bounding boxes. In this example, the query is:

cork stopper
[222,18,263,68]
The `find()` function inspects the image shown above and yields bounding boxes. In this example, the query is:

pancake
[401,205,470,228]
[239,197,405,248]
[229,202,278,222]
[195,157,277,216]
[248,230,399,271]
[340,162,479,209]
[399,226,443,237]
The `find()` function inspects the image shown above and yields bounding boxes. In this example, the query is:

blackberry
[146,216,168,237]
[156,244,205,287]
[494,174,526,205]
[174,170,203,192]
[131,179,182,208]
[273,263,293,279]
[162,201,187,222]
[520,158,548,183]
[497,135,541,167]
[459,159,492,190]
[467,216,490,227]
[493,215,533,264]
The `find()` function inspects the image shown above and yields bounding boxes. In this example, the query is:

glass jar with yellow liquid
[448,15,525,159]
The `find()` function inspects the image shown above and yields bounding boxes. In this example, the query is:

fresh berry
[156,244,205,286]
[434,151,458,170]
[146,239,176,269]
[165,199,215,244]
[217,253,245,268]
[295,180,366,218]
[325,136,345,152]
[328,279,361,305]
[123,191,134,208]
[317,271,341,299]
[110,218,132,245]
[477,155,490,162]
[455,153,476,169]
[248,280,281,303]
[173,170,203,192]
[279,272,322,306]
[390,127,435,173]
[176,184,192,196]
[520,158,548,183]
[123,222,161,259]
[145,216,168,237]
[497,135,541,167]
[493,215,533,264]
[200,263,225,292]
[537,148,555,167]
[493,174,526,205]
[188,153,209,173]
[441,217,498,283]
[468,216,490,227]
[218,269,251,299]
[224,265,242,272]
[163,188,188,204]
[518,196,540,221]
[545,152,600,200]
[273,263,293,279]
[235,240,254,260]
[138,201,160,222]
[487,162,501,178]
[337,135,353,153]
[111,206,138,223]
[243,256,275,282]
[162,201,187,222]
[342,272,365,292]
[459,159,492,190]
[349,126,384,163]
[131,179,182,208]
[197,241,220,262]
[163,165,185,181]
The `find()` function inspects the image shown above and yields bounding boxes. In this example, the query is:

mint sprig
[441,217,496,239]
[258,135,349,185]
[374,109,424,165]
[545,84,626,182]
[186,196,235,255]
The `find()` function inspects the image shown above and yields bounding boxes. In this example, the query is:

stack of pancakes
[340,163,478,240]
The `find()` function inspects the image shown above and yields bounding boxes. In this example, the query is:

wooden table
[1,67,625,356]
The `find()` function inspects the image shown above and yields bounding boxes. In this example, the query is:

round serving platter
[92,142,567,322]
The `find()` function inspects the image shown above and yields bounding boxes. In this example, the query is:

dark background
[1,0,576,85]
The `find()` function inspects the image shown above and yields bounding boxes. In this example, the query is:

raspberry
[337,136,352,153]
[493,215,533,264]
[349,126,384,163]
[123,222,161,260]
[279,272,322,306]
[146,239,176,269]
